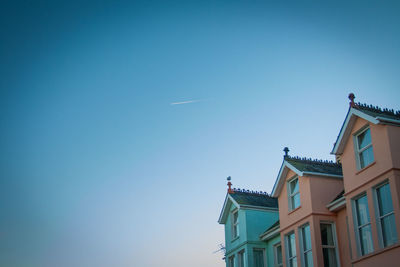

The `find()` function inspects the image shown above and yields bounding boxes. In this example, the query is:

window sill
[355,161,376,175]
[352,242,400,264]
[231,236,239,243]
[288,206,301,215]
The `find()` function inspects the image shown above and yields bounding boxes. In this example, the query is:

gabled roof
[332,103,400,155]
[218,189,278,224]
[271,156,342,197]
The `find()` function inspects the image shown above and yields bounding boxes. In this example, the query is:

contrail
[170,99,202,105]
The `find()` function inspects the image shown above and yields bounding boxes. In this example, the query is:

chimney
[227,176,233,194]
[348,93,356,107]
[283,147,290,158]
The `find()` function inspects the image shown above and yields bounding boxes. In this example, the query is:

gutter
[326,196,346,212]
[376,116,400,125]
[260,225,280,241]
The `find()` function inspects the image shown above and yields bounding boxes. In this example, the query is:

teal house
[218,179,280,267]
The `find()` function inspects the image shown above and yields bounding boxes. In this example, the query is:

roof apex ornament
[283,147,289,158]
[227,176,234,194]
[348,93,356,107]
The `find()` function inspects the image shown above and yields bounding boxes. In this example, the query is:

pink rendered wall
[278,169,346,267]
[335,208,352,267]
[278,170,313,232]
[308,177,343,213]
[387,125,400,168]
[340,117,393,194]
[339,117,400,265]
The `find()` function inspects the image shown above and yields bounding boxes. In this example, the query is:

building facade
[219,94,400,267]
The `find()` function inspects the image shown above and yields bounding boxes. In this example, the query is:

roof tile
[229,189,278,208]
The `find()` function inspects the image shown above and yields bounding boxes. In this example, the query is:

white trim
[273,243,283,267]
[240,205,279,212]
[302,171,343,178]
[288,176,300,211]
[375,116,400,124]
[353,127,374,170]
[299,223,313,267]
[271,161,301,197]
[320,221,341,267]
[232,209,239,239]
[285,231,297,267]
[330,107,400,155]
[271,160,342,198]
[260,225,280,241]
[373,181,398,248]
[327,196,346,212]
[352,193,374,256]
[218,194,240,224]
[218,194,278,224]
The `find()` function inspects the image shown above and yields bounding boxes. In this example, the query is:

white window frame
[288,176,300,211]
[352,193,374,256]
[320,221,340,267]
[232,209,239,239]
[299,223,313,267]
[238,249,245,267]
[273,243,283,267]
[229,255,235,267]
[373,181,398,248]
[354,126,374,169]
[285,231,297,267]
[253,248,266,267]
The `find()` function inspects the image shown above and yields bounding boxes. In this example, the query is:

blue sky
[1,1,400,266]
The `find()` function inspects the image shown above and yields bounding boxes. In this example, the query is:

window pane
[290,234,296,257]
[229,256,235,267]
[304,251,313,267]
[238,252,244,267]
[276,245,282,264]
[302,225,312,250]
[233,212,238,223]
[254,250,264,267]
[289,258,298,267]
[360,146,374,168]
[377,184,394,215]
[382,214,397,247]
[292,193,300,209]
[322,248,337,267]
[290,179,299,194]
[359,225,373,255]
[321,224,334,246]
[358,129,371,149]
[355,195,370,226]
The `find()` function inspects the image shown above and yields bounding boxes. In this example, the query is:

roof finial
[283,147,289,158]
[348,93,356,107]
[227,176,234,194]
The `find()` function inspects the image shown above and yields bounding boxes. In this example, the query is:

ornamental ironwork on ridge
[284,154,340,166]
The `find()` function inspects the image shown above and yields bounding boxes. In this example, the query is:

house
[218,177,279,267]
[330,94,400,266]
[270,153,348,267]
[218,94,400,267]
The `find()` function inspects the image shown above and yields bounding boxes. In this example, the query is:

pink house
[270,94,400,267]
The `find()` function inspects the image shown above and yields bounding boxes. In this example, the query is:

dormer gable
[271,155,343,198]
[218,189,278,224]
[331,96,400,156]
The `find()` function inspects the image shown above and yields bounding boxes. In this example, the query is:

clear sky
[1,1,400,266]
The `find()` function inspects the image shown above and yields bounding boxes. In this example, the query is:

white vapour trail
[170,99,201,105]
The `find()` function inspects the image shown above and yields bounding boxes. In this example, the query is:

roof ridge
[232,188,271,196]
[355,102,400,118]
[284,155,340,166]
